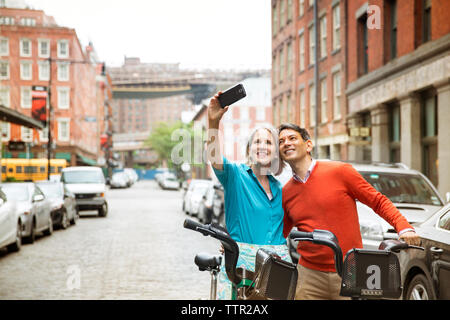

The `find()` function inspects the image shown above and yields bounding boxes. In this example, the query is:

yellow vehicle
[1,158,68,182]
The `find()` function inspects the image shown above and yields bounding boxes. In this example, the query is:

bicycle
[185,218,424,300]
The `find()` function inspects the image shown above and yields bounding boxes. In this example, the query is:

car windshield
[361,172,443,206]
[193,186,209,195]
[63,171,105,184]
[0,184,30,201]
[37,184,63,199]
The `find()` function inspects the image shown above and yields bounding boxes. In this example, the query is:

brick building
[272,0,450,197]
[346,0,450,196]
[0,6,108,166]
[272,0,348,160]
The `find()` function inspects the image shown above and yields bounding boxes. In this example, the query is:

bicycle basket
[252,249,298,300]
[340,248,402,299]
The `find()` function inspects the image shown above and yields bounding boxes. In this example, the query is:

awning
[76,153,97,166]
[0,104,44,130]
[55,152,71,161]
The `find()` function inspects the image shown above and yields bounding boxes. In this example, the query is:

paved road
[0,180,219,300]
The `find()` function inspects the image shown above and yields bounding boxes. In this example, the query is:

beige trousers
[295,264,350,300]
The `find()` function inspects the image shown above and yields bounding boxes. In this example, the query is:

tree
[145,121,202,174]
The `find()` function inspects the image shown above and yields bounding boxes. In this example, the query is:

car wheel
[43,217,53,236]
[405,274,435,300]
[60,210,69,230]
[7,221,22,252]
[24,220,36,244]
[98,202,108,217]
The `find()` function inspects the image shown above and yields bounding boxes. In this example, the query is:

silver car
[0,188,21,253]
[285,162,445,262]
[0,183,53,244]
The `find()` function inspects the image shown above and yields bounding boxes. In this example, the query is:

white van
[61,166,108,217]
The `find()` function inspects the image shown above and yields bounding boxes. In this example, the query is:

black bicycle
[185,218,424,300]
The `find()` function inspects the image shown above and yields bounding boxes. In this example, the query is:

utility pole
[313,0,319,159]
[47,56,53,180]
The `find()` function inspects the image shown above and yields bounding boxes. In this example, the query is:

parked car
[399,203,450,300]
[61,166,108,217]
[157,172,177,188]
[0,188,21,253]
[160,175,180,190]
[123,168,139,185]
[212,183,225,226]
[183,180,213,216]
[0,183,53,244]
[36,181,77,229]
[197,184,216,224]
[286,162,445,263]
[110,172,130,189]
[182,179,211,214]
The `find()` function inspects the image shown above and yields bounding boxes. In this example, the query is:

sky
[28,0,272,70]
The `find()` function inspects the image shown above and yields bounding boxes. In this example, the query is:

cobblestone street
[0,181,219,300]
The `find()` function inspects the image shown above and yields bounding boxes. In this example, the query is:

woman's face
[249,129,277,167]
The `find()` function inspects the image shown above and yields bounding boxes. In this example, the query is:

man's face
[278,129,313,163]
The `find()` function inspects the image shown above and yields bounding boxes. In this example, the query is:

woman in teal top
[206,91,291,300]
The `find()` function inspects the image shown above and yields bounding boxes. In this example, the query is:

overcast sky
[28,0,272,70]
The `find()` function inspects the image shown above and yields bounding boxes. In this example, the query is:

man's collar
[292,158,317,183]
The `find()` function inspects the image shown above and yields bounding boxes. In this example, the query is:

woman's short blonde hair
[245,124,285,176]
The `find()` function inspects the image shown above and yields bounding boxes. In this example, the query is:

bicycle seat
[194,252,222,272]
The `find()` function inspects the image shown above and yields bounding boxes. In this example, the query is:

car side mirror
[33,194,44,202]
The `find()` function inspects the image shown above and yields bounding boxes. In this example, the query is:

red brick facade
[0,7,108,166]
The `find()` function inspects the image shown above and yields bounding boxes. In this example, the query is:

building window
[287,95,293,122]
[272,2,278,36]
[57,62,69,81]
[309,0,314,7]
[20,39,32,57]
[309,84,316,126]
[332,4,341,51]
[57,118,70,142]
[57,87,70,109]
[0,60,9,79]
[287,42,293,80]
[357,13,369,76]
[280,96,286,123]
[280,0,285,29]
[333,71,341,119]
[39,126,48,142]
[38,39,50,58]
[38,60,50,81]
[273,102,279,127]
[20,61,32,80]
[0,37,9,56]
[388,104,401,163]
[423,0,432,43]
[320,78,327,123]
[309,25,315,65]
[272,55,277,88]
[20,18,36,26]
[21,126,33,142]
[299,89,305,127]
[0,16,15,25]
[320,16,327,59]
[361,112,372,161]
[421,92,438,186]
[299,33,305,72]
[1,122,10,142]
[279,47,285,83]
[0,86,9,107]
[57,40,69,58]
[385,0,397,61]
[21,86,32,109]
[287,0,293,23]
[299,0,305,17]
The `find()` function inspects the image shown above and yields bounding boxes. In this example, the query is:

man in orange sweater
[278,123,421,300]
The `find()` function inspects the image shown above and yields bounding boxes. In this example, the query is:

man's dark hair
[278,123,311,141]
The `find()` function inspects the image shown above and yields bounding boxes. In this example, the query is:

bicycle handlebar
[184,218,242,285]
[290,229,344,276]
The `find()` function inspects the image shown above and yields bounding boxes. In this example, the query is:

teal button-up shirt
[212,157,287,245]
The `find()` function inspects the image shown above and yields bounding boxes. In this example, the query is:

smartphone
[218,84,246,108]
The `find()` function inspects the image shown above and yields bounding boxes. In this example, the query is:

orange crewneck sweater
[282,161,413,273]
